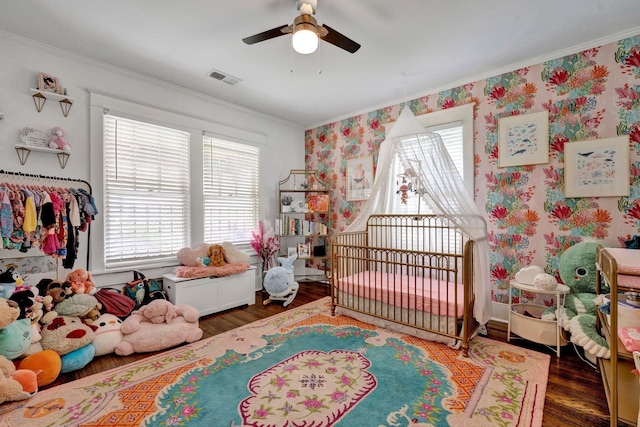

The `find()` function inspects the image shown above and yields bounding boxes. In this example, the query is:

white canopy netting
[345,107,492,325]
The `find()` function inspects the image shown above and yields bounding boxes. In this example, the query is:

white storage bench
[163,267,256,317]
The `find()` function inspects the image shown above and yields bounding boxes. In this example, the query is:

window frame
[102,114,192,270]
[202,134,261,246]
[415,103,475,196]
[89,92,266,276]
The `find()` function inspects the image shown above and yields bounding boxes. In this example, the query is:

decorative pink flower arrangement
[251,220,280,271]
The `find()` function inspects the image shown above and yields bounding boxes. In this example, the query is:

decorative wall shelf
[15,144,70,169]
[30,88,74,117]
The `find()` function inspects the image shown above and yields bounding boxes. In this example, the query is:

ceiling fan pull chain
[290,42,294,73]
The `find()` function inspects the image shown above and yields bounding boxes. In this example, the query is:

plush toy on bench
[263,254,299,307]
[115,299,203,356]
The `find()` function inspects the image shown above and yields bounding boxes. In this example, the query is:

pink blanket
[338,270,465,318]
[604,248,640,289]
[175,262,250,279]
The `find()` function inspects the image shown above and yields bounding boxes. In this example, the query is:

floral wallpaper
[305,34,640,305]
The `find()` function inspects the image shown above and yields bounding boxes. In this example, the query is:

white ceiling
[1,0,639,128]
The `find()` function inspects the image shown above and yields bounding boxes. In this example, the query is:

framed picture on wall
[564,135,630,198]
[346,156,374,201]
[297,243,311,259]
[498,111,549,167]
[37,72,63,94]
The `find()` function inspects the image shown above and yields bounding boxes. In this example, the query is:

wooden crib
[331,214,480,356]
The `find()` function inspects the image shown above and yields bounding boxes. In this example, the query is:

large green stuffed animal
[543,241,610,359]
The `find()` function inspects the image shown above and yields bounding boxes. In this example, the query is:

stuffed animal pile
[0,265,203,401]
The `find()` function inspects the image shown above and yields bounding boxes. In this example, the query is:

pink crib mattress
[337,270,465,318]
[604,248,640,289]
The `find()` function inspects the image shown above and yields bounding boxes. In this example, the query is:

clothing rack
[0,169,93,269]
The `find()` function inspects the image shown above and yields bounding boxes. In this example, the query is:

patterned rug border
[0,297,550,427]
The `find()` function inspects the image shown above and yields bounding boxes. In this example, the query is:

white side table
[507,279,570,357]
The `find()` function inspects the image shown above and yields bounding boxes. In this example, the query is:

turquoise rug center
[152,324,453,426]
[240,349,375,424]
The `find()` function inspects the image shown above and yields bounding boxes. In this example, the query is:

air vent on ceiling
[208,68,242,86]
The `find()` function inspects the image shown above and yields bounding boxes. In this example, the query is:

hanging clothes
[0,171,96,269]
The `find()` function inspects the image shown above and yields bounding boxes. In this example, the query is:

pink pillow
[618,327,640,353]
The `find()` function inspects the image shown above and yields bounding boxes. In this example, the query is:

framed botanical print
[346,156,374,201]
[564,135,630,198]
[498,111,549,167]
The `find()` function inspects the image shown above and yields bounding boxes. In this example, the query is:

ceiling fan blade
[242,25,291,45]
[319,24,361,53]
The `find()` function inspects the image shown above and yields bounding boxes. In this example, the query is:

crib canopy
[345,107,492,325]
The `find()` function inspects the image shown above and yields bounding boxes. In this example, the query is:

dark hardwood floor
[50,282,613,427]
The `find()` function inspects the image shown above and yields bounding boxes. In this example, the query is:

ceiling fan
[242,0,361,54]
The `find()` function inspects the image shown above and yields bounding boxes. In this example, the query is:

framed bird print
[498,111,549,167]
[564,136,629,198]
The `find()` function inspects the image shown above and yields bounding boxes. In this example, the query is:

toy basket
[510,304,568,347]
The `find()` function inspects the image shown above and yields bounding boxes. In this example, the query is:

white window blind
[392,121,464,214]
[203,136,260,245]
[426,121,464,177]
[103,114,191,268]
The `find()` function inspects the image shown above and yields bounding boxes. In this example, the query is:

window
[202,136,260,245]
[103,115,190,268]
[391,103,474,214]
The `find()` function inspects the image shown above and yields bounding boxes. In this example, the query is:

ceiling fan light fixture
[292,15,318,54]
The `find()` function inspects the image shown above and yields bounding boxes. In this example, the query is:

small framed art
[297,243,311,259]
[498,111,549,167]
[346,156,374,201]
[37,72,63,94]
[287,247,297,257]
[564,135,629,198]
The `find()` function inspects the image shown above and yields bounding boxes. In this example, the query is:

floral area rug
[0,297,550,426]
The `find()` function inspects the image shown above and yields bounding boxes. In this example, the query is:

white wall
[0,33,305,286]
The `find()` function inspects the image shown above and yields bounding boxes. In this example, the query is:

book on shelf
[275,216,328,236]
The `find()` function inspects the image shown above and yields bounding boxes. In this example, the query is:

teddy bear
[0,354,36,404]
[115,299,202,356]
[0,297,20,327]
[36,278,73,305]
[208,244,226,267]
[82,302,103,323]
[47,126,71,151]
[65,269,96,295]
